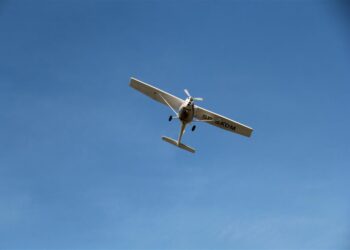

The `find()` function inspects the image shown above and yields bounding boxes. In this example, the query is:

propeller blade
[184,89,191,97]
[194,97,203,101]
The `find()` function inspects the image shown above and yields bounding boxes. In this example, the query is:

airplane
[129,77,253,153]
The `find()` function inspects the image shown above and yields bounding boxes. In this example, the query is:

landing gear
[168,115,172,122]
[191,125,196,131]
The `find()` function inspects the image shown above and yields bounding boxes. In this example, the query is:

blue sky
[1,0,350,249]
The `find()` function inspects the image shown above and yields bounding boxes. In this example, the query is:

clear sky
[1,0,350,249]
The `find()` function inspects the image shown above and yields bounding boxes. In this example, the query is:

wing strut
[156,92,178,115]
[192,118,214,123]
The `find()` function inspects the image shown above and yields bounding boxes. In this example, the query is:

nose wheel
[168,115,172,122]
[191,125,196,131]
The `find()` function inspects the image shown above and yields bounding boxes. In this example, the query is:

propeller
[184,89,203,101]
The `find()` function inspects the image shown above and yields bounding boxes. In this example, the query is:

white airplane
[129,77,253,153]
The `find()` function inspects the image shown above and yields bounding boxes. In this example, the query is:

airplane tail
[161,136,195,153]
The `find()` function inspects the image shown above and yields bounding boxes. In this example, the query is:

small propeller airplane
[129,77,253,153]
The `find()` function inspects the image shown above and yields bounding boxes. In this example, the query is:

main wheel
[168,115,172,122]
[191,125,196,131]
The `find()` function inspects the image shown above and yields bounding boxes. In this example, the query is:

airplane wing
[194,106,253,137]
[129,78,184,112]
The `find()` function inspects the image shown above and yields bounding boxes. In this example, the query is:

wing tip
[129,77,140,88]
[247,129,254,137]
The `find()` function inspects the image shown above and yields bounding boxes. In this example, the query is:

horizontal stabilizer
[162,136,195,153]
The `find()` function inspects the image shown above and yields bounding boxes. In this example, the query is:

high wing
[129,77,184,112]
[194,106,253,137]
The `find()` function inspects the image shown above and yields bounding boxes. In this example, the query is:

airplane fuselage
[178,98,194,124]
